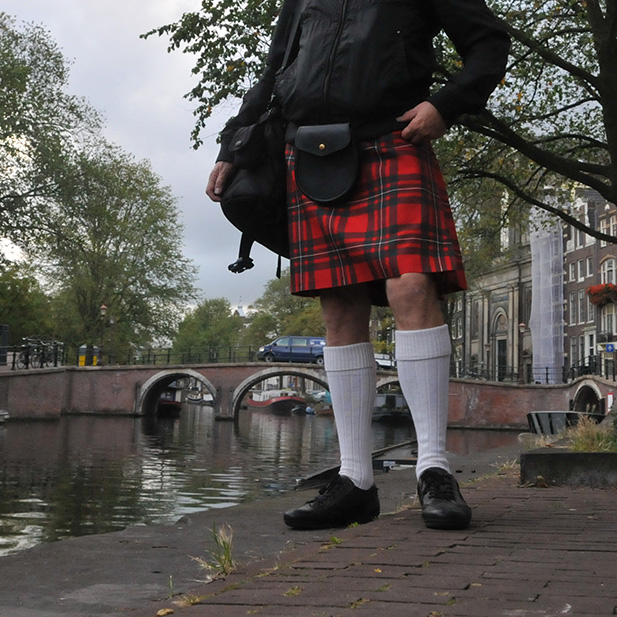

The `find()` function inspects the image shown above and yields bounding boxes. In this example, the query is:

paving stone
[8,443,617,617]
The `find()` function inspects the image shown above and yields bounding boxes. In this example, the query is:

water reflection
[0,405,414,556]
[446,429,519,456]
[0,406,517,557]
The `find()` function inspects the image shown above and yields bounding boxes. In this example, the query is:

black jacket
[218,0,510,162]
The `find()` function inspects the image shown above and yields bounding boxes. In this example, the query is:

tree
[147,0,616,241]
[0,13,101,242]
[240,269,324,348]
[1,15,199,361]
[37,141,198,359]
[142,0,281,149]
[240,310,280,349]
[0,262,53,344]
[438,0,616,241]
[283,301,325,337]
[173,298,244,360]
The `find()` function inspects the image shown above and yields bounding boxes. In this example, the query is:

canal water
[0,405,518,557]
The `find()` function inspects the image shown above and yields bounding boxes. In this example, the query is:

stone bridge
[1,362,615,428]
[0,363,333,420]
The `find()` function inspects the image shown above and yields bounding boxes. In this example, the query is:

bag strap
[230,0,302,276]
[228,235,255,274]
[280,0,304,72]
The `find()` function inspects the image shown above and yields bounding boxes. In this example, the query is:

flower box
[586,283,617,307]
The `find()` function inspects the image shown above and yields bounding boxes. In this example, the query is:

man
[207,0,510,530]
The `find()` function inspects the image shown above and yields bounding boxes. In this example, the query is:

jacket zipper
[322,0,349,115]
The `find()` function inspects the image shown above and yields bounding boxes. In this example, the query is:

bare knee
[320,285,372,346]
[386,274,444,330]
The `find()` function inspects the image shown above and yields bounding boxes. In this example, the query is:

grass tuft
[566,415,617,452]
[191,522,237,579]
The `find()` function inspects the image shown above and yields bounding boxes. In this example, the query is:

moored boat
[247,389,306,415]
[157,382,183,416]
[373,392,411,422]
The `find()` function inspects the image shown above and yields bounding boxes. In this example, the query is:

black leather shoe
[417,467,472,530]
[284,474,380,530]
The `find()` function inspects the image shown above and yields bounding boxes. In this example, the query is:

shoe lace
[313,475,346,507]
[421,470,456,501]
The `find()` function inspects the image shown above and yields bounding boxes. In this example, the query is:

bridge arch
[572,379,602,413]
[136,368,217,415]
[376,374,400,391]
[232,366,328,418]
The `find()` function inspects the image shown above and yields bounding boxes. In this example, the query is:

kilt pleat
[286,131,467,306]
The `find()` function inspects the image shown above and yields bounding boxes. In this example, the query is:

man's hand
[206,161,235,202]
[397,102,447,145]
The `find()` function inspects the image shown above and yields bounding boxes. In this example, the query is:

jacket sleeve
[427,0,510,126]
[216,0,299,162]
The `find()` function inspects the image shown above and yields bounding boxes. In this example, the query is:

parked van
[375,353,396,370]
[257,336,326,364]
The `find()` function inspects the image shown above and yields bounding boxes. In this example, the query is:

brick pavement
[141,470,617,617]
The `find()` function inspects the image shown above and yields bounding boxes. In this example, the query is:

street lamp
[518,322,526,384]
[99,304,115,365]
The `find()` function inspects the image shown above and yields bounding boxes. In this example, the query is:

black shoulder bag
[220,3,302,276]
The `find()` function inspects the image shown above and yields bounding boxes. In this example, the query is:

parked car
[375,353,396,370]
[257,336,326,364]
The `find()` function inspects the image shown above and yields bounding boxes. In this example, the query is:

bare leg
[386,273,444,331]
[320,284,372,346]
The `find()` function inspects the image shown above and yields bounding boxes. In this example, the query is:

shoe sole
[284,506,380,530]
[421,511,471,530]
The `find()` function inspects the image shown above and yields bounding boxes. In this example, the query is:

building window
[570,336,578,364]
[601,258,616,284]
[578,290,586,324]
[602,304,616,335]
[601,218,608,247]
[586,256,593,277]
[522,286,532,325]
[579,335,585,361]
[611,215,617,237]
[587,296,595,323]
[569,263,576,282]
[578,260,585,281]
[471,300,480,339]
[576,227,585,248]
[569,291,576,325]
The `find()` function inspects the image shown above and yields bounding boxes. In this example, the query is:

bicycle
[16,348,30,369]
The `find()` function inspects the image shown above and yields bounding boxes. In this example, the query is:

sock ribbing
[395,325,451,479]
[324,342,376,490]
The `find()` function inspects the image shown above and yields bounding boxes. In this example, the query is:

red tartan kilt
[286,131,467,306]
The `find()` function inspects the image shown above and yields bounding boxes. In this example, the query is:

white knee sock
[324,342,376,490]
[395,325,451,479]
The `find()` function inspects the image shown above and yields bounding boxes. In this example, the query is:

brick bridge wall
[0,364,329,420]
[1,364,614,427]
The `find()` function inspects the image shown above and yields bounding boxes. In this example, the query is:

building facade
[563,188,617,380]
[452,230,533,383]
[452,188,617,385]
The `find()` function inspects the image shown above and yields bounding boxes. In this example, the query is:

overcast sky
[4,0,279,308]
